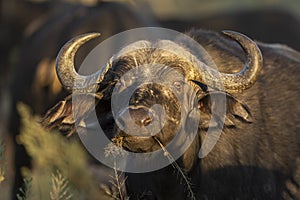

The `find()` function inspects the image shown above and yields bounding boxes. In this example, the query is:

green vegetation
[50,170,72,200]
[17,103,112,200]
[0,137,6,185]
[17,178,32,200]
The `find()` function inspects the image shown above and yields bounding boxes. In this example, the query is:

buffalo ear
[198,91,253,129]
[42,96,73,129]
[41,95,76,136]
[226,93,253,123]
[41,92,103,136]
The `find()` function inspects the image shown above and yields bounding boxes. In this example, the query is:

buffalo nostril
[129,107,153,127]
[117,107,154,130]
[141,116,152,126]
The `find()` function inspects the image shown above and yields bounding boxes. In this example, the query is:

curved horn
[219,30,263,92]
[57,31,262,93]
[56,33,113,92]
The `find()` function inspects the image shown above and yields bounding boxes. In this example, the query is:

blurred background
[0,0,299,199]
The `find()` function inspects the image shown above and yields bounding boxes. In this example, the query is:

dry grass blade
[105,137,125,158]
[100,161,128,200]
[103,137,128,200]
[153,137,196,200]
[101,175,128,199]
[111,162,128,200]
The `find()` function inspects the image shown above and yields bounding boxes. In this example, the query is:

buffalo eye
[173,81,183,90]
[115,80,122,87]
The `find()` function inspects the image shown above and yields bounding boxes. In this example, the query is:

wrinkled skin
[42,29,300,199]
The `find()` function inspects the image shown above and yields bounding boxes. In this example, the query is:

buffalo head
[42,30,262,171]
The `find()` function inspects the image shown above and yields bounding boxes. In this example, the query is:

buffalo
[42,28,300,199]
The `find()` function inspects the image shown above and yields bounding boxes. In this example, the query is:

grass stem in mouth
[153,136,196,200]
[105,136,125,158]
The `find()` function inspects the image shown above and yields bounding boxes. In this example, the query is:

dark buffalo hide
[42,29,300,199]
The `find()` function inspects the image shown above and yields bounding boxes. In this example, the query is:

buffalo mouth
[112,135,162,153]
[97,110,164,153]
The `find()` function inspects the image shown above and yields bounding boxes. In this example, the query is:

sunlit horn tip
[67,32,101,47]
[221,30,242,36]
[77,32,101,40]
[56,32,101,92]
[221,30,253,41]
